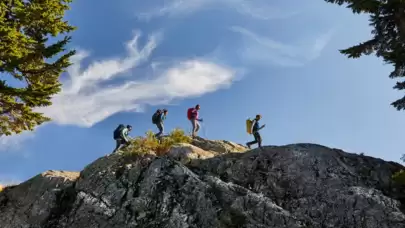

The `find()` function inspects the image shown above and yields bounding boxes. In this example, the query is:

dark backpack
[152,109,162,124]
[113,124,125,139]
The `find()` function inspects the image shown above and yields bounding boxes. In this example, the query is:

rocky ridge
[0,137,404,228]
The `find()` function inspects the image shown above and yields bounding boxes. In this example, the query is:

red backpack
[187,108,194,120]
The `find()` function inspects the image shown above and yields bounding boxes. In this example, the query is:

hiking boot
[246,143,251,149]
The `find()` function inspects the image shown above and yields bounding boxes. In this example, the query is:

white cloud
[137,0,297,21]
[230,26,334,67]
[64,30,161,95]
[0,31,238,150]
[33,32,237,127]
[0,131,35,153]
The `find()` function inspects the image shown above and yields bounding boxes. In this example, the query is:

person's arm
[161,113,165,121]
[121,128,129,141]
[194,110,203,121]
[257,124,266,131]
[251,120,256,133]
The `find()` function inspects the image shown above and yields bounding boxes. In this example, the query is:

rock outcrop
[190,136,247,154]
[1,139,405,228]
[0,171,79,228]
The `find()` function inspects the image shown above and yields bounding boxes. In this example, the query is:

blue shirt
[251,119,260,132]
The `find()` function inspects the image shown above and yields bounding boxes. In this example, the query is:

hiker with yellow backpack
[246,114,265,149]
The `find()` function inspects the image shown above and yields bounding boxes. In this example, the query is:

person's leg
[121,140,130,150]
[255,132,262,148]
[113,139,122,153]
[190,119,197,137]
[195,121,200,134]
[247,132,262,148]
[155,122,163,138]
[246,133,258,149]
[245,142,251,149]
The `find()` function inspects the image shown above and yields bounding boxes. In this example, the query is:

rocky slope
[1,137,405,228]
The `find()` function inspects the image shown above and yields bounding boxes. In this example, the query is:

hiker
[246,114,265,149]
[112,124,132,153]
[152,108,168,138]
[187,104,203,138]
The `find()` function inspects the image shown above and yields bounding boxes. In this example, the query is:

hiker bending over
[112,124,132,153]
[246,115,265,149]
[187,104,203,138]
[152,109,168,138]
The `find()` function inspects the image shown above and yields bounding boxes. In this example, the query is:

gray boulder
[0,141,404,228]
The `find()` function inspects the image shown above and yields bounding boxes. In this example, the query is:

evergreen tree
[324,0,405,110]
[0,0,76,135]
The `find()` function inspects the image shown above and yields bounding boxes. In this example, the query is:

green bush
[392,154,405,184]
[393,170,405,183]
[124,128,192,157]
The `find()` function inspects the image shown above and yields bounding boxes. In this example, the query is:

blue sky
[1,0,404,185]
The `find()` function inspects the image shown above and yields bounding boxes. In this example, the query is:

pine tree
[324,0,405,110]
[0,0,76,135]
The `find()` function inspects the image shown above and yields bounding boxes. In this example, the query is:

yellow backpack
[246,119,253,134]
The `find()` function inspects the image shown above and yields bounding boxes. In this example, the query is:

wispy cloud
[0,131,35,153]
[33,31,237,127]
[137,0,297,21]
[230,26,334,67]
[0,30,238,150]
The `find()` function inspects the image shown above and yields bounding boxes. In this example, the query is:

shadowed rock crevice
[43,183,78,228]
[0,140,404,228]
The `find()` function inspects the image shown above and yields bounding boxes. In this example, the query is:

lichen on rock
[0,139,404,228]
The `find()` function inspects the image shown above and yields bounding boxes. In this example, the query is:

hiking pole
[200,122,207,138]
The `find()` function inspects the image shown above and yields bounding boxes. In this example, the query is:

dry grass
[123,128,191,157]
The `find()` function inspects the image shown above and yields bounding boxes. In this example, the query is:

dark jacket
[251,119,260,133]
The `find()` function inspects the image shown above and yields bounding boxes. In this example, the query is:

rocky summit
[1,137,405,228]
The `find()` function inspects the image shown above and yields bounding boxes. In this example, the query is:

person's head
[195,104,200,110]
[126,125,132,131]
[255,114,261,120]
[163,109,168,115]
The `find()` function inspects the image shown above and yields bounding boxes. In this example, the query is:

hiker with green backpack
[246,114,265,149]
[152,109,168,138]
[112,124,132,153]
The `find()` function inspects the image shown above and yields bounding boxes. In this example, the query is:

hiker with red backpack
[152,109,168,138]
[187,104,203,138]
